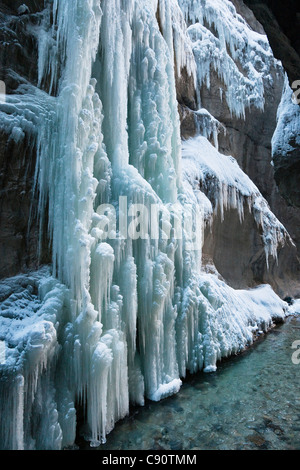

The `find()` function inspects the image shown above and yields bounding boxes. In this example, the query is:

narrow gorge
[0,0,299,450]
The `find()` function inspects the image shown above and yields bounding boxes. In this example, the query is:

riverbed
[79,314,300,450]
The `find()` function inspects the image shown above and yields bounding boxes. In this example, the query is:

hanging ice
[178,0,277,119]
[0,0,291,450]
[272,76,300,162]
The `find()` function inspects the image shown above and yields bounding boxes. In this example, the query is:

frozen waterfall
[0,0,291,450]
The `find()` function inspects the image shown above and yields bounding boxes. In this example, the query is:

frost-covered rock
[179,0,277,118]
[182,135,289,263]
[0,269,69,450]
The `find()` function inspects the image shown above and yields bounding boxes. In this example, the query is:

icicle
[178,0,274,118]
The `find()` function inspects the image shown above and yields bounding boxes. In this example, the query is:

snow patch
[182,136,289,264]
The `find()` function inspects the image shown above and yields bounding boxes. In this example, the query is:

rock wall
[198,43,300,296]
[0,1,48,278]
[178,0,300,298]
[240,0,300,232]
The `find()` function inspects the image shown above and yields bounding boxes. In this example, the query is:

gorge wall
[0,0,299,450]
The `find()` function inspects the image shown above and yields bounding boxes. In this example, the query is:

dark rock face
[0,1,44,92]
[175,66,198,140]
[0,1,47,279]
[243,0,300,88]
[0,133,38,279]
[0,1,44,14]
[203,204,300,299]
[273,143,300,209]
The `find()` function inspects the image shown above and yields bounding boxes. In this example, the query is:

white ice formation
[272,75,300,161]
[0,0,293,450]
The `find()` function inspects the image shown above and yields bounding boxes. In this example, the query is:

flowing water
[79,315,300,450]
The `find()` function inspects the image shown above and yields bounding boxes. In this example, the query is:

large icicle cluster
[0,0,291,450]
[272,76,300,160]
[178,0,278,118]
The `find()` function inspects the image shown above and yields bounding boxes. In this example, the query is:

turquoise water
[79,315,300,450]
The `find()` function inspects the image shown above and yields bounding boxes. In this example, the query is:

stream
[79,314,300,451]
